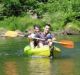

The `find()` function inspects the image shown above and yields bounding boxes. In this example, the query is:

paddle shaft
[2,31,74,48]
[32,38,74,48]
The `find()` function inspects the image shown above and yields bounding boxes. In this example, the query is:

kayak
[24,45,61,57]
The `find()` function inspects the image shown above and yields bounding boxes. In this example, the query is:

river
[0,35,80,75]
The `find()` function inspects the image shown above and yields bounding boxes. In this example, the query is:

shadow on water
[0,35,80,75]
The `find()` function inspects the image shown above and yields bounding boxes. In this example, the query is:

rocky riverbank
[0,25,80,38]
[0,28,25,37]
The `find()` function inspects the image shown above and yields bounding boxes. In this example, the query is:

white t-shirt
[28,33,35,39]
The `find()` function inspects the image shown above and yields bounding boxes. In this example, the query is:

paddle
[3,31,74,48]
[53,40,74,48]
[31,37,74,48]
[32,37,74,48]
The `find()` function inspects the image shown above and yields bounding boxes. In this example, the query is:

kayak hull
[24,45,61,57]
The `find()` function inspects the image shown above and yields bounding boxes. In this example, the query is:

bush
[0,15,45,31]
[0,0,80,32]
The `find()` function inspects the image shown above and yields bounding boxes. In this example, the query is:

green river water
[0,35,80,75]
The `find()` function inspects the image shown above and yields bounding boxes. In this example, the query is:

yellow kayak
[24,45,61,57]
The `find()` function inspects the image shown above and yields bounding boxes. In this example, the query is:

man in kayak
[40,24,56,58]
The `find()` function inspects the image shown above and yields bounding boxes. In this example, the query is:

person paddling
[28,25,43,48]
[40,24,56,58]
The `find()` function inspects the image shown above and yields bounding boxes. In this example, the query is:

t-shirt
[38,32,54,45]
[40,32,53,40]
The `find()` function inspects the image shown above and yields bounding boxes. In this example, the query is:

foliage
[0,0,80,31]
[0,15,45,31]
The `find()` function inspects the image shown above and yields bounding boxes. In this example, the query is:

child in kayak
[28,25,44,48]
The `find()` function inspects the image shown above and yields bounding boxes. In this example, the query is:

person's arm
[52,37,56,41]
[28,33,35,39]
[47,33,56,42]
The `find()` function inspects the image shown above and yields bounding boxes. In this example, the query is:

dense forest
[0,0,80,34]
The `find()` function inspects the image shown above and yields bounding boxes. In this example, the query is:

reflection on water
[27,58,51,75]
[2,56,77,75]
[59,59,74,75]
[2,57,53,75]
[0,36,80,75]
[4,61,18,75]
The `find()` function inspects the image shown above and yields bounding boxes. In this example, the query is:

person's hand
[52,37,56,41]
[47,39,52,42]
[28,33,35,39]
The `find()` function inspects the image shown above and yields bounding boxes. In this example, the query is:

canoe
[24,45,61,57]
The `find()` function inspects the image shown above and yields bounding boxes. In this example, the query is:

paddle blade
[59,40,74,48]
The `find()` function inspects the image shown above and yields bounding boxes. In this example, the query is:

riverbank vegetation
[0,0,80,34]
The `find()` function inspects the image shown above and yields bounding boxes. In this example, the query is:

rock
[63,23,80,35]
[4,30,18,37]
